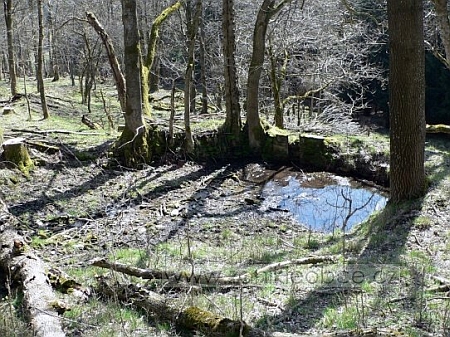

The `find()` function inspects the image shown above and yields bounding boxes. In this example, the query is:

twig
[11,128,103,136]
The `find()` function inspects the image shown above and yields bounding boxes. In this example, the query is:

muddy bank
[155,131,390,186]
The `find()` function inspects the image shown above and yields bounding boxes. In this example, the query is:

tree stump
[2,137,34,174]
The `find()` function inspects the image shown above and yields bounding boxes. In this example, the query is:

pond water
[261,172,387,232]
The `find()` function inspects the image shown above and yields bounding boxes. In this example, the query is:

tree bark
[388,0,426,202]
[86,12,126,113]
[246,0,293,150]
[115,0,151,167]
[121,0,144,135]
[222,0,242,140]
[0,228,65,337]
[37,0,49,119]
[3,0,17,96]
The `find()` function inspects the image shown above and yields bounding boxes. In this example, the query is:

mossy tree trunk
[117,0,151,167]
[141,1,181,117]
[221,0,242,141]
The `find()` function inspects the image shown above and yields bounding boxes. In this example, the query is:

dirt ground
[1,80,450,336]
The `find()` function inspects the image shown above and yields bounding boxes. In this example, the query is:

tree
[118,0,151,166]
[267,40,288,129]
[37,0,49,119]
[141,1,181,117]
[221,0,242,140]
[246,0,293,150]
[3,0,17,97]
[183,0,202,153]
[387,0,426,202]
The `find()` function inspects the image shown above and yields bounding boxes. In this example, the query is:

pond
[260,172,387,233]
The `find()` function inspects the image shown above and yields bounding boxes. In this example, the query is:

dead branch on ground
[91,255,336,285]
[426,124,450,134]
[11,128,103,136]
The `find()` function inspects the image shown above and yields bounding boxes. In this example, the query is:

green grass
[63,299,158,337]
[322,306,359,329]
[0,290,32,337]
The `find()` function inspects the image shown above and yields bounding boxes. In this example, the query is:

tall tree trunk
[199,8,208,115]
[388,0,426,202]
[222,0,241,140]
[37,0,49,119]
[183,0,202,153]
[3,0,17,96]
[47,3,54,78]
[246,0,292,150]
[118,0,151,167]
[121,0,144,134]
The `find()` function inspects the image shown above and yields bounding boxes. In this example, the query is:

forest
[0,0,450,336]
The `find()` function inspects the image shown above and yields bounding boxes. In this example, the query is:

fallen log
[96,277,259,336]
[426,124,450,134]
[81,114,100,130]
[91,255,337,285]
[0,228,66,337]
[25,140,60,154]
[97,278,385,337]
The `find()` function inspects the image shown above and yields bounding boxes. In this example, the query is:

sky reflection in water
[262,174,387,232]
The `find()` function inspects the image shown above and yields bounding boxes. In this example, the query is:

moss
[295,135,336,169]
[141,66,152,117]
[112,126,152,167]
[178,306,249,336]
[3,140,34,175]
